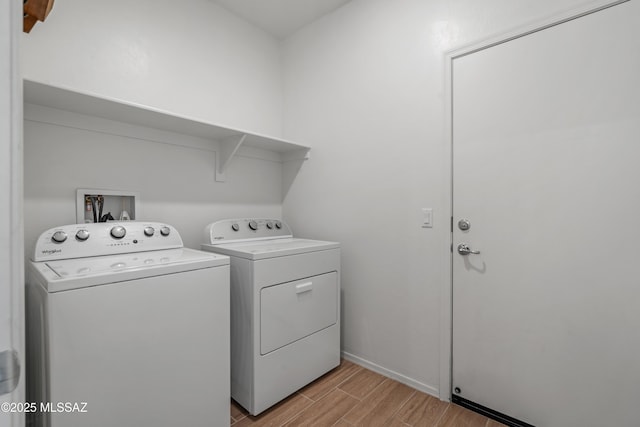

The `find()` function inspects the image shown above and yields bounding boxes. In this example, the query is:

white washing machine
[25,222,230,427]
[201,218,340,415]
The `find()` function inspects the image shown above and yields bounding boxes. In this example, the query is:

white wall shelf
[23,79,311,184]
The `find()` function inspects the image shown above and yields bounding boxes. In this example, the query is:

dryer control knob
[110,226,126,239]
[231,223,240,232]
[266,221,273,229]
[275,221,282,229]
[51,230,68,243]
[144,226,155,237]
[75,229,90,241]
[248,220,258,231]
[160,226,171,236]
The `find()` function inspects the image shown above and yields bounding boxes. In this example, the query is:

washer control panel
[204,218,292,243]
[33,222,183,261]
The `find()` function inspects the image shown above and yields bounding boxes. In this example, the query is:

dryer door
[260,272,337,355]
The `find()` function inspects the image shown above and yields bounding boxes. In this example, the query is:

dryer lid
[202,237,339,260]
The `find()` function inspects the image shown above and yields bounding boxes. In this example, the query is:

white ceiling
[210,0,352,39]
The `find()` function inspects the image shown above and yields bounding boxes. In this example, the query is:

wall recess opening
[76,188,140,224]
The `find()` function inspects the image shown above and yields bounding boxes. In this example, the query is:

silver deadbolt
[458,219,471,231]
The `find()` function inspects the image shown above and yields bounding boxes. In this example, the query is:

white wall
[281,0,596,395]
[21,0,283,137]
[23,105,283,257]
[21,0,286,257]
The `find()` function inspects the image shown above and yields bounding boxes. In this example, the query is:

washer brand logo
[213,236,225,240]
[41,249,62,255]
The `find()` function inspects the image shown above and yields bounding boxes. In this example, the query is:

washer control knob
[266,221,273,229]
[75,229,90,241]
[248,220,258,231]
[110,226,126,239]
[144,226,155,237]
[231,223,240,232]
[160,226,171,236]
[51,231,68,243]
[275,221,282,229]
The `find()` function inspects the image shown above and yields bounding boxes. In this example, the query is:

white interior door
[0,1,24,427]
[452,1,640,426]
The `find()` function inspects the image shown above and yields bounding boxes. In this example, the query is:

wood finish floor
[230,359,506,427]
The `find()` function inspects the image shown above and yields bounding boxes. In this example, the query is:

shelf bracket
[281,148,311,162]
[215,134,247,182]
[282,148,311,196]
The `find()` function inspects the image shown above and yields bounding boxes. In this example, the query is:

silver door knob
[457,243,480,255]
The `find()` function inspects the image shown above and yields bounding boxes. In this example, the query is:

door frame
[439,0,629,401]
[1,0,24,425]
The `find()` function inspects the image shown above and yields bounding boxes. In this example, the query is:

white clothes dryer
[26,222,230,427]
[201,218,340,415]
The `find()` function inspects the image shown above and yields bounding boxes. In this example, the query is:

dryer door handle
[295,282,313,294]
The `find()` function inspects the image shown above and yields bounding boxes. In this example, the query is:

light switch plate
[422,208,433,228]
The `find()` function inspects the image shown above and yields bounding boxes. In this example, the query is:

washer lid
[201,237,339,260]
[31,248,229,293]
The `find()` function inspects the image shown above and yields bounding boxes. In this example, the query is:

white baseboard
[341,351,441,400]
